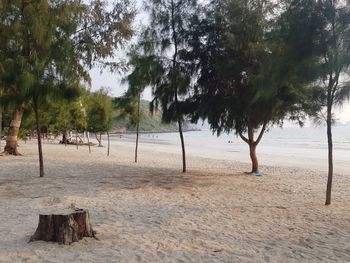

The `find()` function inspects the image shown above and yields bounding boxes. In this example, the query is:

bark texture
[30,209,96,245]
[3,108,24,155]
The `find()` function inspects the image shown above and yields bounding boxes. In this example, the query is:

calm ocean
[111,124,350,173]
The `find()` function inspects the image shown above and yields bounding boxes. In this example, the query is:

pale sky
[90,69,350,124]
[89,1,350,124]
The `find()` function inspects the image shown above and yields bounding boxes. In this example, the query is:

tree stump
[30,209,97,245]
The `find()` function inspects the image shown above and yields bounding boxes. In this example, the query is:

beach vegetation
[0,0,134,176]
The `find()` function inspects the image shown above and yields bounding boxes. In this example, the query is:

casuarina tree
[294,0,350,205]
[136,0,198,173]
[123,48,164,163]
[87,88,113,155]
[278,0,350,205]
[0,0,134,177]
[186,0,312,173]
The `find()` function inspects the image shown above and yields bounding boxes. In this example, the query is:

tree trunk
[239,123,267,174]
[135,93,140,163]
[62,132,68,146]
[135,122,139,163]
[30,209,96,245]
[178,120,186,173]
[107,131,110,156]
[34,103,44,178]
[95,133,103,147]
[249,144,258,173]
[86,131,91,153]
[76,130,79,150]
[3,108,24,155]
[0,107,2,152]
[325,108,333,205]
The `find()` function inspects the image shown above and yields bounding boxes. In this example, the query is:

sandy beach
[1,139,350,263]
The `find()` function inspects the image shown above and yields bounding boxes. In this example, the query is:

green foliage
[114,95,141,126]
[87,88,113,133]
[134,0,197,124]
[0,0,135,127]
[112,99,178,132]
[185,0,312,137]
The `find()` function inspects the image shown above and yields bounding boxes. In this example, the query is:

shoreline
[110,128,202,135]
[12,131,350,175]
[107,132,350,175]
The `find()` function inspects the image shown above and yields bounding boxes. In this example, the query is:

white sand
[0,139,350,263]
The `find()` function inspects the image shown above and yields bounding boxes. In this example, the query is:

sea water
[111,124,350,173]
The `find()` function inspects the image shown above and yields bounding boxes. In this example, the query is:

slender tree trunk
[135,123,139,163]
[107,131,110,156]
[3,107,24,155]
[86,131,91,153]
[95,133,103,147]
[76,130,79,150]
[0,107,2,152]
[135,93,140,163]
[63,132,67,147]
[34,103,44,177]
[325,103,333,205]
[178,120,186,173]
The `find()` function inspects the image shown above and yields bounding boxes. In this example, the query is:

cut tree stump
[30,209,97,245]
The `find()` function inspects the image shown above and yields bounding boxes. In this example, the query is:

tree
[50,96,80,145]
[186,0,311,173]
[0,0,83,175]
[116,94,143,162]
[136,0,197,172]
[304,0,350,205]
[0,0,134,159]
[277,0,350,205]
[0,0,30,155]
[123,48,164,163]
[0,0,134,177]
[87,88,113,154]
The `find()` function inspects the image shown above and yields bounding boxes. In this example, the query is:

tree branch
[254,121,267,146]
[239,132,250,144]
